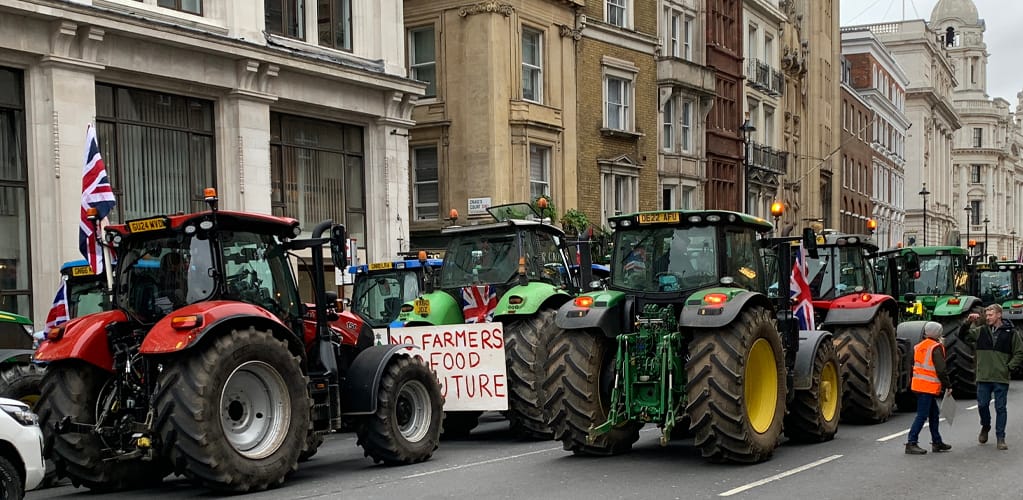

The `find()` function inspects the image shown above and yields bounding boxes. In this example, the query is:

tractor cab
[349,256,443,328]
[60,260,110,318]
[968,261,1023,307]
[805,233,877,300]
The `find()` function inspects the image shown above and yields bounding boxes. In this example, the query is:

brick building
[704,0,743,211]
[838,57,875,234]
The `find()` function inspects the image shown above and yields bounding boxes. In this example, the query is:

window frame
[973,127,983,148]
[157,0,202,15]
[409,26,438,99]
[970,164,981,184]
[662,96,675,151]
[604,73,634,131]
[683,15,693,60]
[521,27,544,104]
[606,0,630,28]
[265,0,306,40]
[412,145,440,221]
[970,200,982,226]
[0,67,31,317]
[317,0,353,51]
[681,99,693,152]
[529,143,551,200]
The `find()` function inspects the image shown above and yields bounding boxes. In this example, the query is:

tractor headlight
[1,402,38,426]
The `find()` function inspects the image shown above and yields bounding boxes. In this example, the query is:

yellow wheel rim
[820,360,839,422]
[744,338,779,434]
[19,395,39,410]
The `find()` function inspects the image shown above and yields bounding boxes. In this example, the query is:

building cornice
[583,20,658,54]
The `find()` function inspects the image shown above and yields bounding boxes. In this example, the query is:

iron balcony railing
[745,58,784,96]
[747,141,788,176]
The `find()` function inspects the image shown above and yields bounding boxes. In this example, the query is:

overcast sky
[841,0,1022,109]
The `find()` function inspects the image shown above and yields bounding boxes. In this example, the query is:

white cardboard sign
[374,322,508,411]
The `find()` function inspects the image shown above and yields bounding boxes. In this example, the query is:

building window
[412,146,439,220]
[661,186,675,209]
[763,105,775,145]
[764,34,773,62]
[683,15,693,60]
[681,100,692,152]
[606,0,628,28]
[666,10,681,57]
[529,144,551,200]
[970,164,981,184]
[681,186,693,209]
[317,0,352,51]
[602,171,637,222]
[269,113,366,245]
[605,76,632,131]
[265,0,306,40]
[662,97,674,151]
[157,0,201,14]
[522,28,543,103]
[95,84,215,222]
[409,27,437,98]
[970,200,982,225]
[973,127,982,148]
[0,68,30,317]
[747,23,757,62]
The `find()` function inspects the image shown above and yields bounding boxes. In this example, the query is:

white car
[0,397,45,499]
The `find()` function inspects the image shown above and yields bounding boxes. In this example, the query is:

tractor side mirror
[330,224,347,270]
[801,227,819,259]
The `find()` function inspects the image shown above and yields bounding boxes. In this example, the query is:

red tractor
[804,232,901,423]
[33,190,443,493]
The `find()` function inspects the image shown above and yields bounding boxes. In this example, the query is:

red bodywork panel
[813,292,891,312]
[139,300,289,354]
[302,304,363,349]
[34,309,127,370]
[107,210,299,239]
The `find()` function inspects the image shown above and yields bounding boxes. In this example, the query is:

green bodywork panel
[553,289,628,337]
[679,288,769,329]
[492,282,570,317]
[0,312,32,326]
[902,294,977,321]
[397,291,464,326]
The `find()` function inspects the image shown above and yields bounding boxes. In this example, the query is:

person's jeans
[977,381,1010,440]
[908,392,942,445]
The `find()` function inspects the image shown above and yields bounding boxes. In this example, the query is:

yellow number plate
[638,213,680,224]
[71,266,94,277]
[127,217,168,233]
[369,262,394,271]
[414,298,431,316]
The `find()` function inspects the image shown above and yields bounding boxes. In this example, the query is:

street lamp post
[740,119,756,214]
[1012,230,1017,261]
[919,184,930,246]
[983,216,990,259]
[964,204,972,256]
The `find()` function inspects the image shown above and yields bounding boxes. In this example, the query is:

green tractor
[542,210,840,462]
[397,203,584,439]
[876,246,981,398]
[967,260,1023,379]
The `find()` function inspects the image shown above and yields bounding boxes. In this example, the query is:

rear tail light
[46,326,65,341]
[703,293,728,305]
[509,296,525,305]
[171,315,203,330]
[574,296,594,308]
[947,297,961,305]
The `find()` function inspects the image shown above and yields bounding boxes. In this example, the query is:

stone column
[365,90,415,262]
[217,93,274,214]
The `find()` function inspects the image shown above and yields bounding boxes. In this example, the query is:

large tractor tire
[299,432,325,462]
[154,328,310,493]
[441,411,482,439]
[686,307,786,463]
[503,309,559,440]
[37,360,168,491]
[542,329,641,456]
[356,355,442,464]
[942,314,978,399]
[0,363,44,408]
[784,339,841,442]
[832,311,898,423]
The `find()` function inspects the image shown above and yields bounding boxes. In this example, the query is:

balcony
[657,57,716,96]
[745,58,784,96]
[747,142,788,176]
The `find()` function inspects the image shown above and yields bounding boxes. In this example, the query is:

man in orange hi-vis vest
[906,322,953,455]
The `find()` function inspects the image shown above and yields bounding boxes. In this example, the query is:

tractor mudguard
[397,291,463,326]
[32,310,125,370]
[0,349,35,364]
[492,282,570,317]
[679,289,772,329]
[340,343,423,415]
[553,290,627,338]
[139,300,292,355]
[792,329,833,391]
[820,295,898,327]
[932,296,981,318]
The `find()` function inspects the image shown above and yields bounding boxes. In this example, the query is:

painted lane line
[876,418,946,442]
[717,454,843,497]
[402,447,562,479]
[968,404,978,410]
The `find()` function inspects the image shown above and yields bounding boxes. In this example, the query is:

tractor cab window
[806,246,874,299]
[907,254,967,295]
[116,235,215,322]
[221,231,301,320]
[67,280,109,317]
[527,231,571,289]
[976,270,1013,303]
[723,229,760,290]
[352,270,420,328]
[440,233,518,287]
[612,225,717,292]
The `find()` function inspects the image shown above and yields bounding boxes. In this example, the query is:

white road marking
[876,418,946,442]
[717,454,843,497]
[968,404,979,410]
[402,447,562,479]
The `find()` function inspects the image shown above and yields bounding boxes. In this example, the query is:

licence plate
[638,212,680,224]
[414,298,431,316]
[369,262,394,271]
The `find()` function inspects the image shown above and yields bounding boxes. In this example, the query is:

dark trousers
[907,392,942,445]
[977,382,1010,440]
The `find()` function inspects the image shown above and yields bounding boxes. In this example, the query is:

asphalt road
[28,383,1023,500]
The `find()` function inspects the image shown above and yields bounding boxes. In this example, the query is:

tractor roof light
[770,202,784,218]
[867,219,878,232]
[968,239,977,248]
[203,187,217,202]
[860,293,872,302]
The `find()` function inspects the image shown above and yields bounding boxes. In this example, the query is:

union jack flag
[623,248,647,272]
[44,280,69,330]
[790,243,815,330]
[79,124,117,275]
[461,285,497,323]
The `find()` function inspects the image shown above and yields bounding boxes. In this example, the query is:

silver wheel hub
[220,361,290,459]
[396,379,432,442]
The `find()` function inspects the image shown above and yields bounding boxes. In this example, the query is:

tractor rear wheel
[0,363,44,408]
[37,360,168,491]
[943,313,978,399]
[686,307,785,463]
[833,310,898,423]
[504,309,559,440]
[543,329,641,456]
[356,355,442,464]
[299,432,325,462]
[155,328,309,492]
[784,339,841,442]
[441,411,482,439]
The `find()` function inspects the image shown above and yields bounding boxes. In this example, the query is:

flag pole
[87,211,114,292]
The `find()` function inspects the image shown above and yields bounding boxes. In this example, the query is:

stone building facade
[0,0,422,324]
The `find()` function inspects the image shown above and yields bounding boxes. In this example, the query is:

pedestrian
[906,321,953,455]
[964,304,1023,450]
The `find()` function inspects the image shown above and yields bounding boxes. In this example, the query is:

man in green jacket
[964,304,1023,450]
